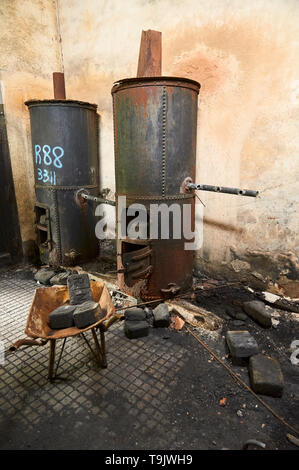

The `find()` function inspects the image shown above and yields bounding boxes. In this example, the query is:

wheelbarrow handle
[9,338,48,351]
[101,313,123,332]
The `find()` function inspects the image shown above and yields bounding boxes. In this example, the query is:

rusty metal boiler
[25,98,99,266]
[112,76,201,299]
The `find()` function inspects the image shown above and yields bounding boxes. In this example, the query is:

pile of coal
[34,268,78,286]
[48,274,103,330]
[124,303,171,339]
[124,307,149,339]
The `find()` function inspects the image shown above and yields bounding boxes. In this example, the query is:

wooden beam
[166,299,223,331]
[137,30,162,77]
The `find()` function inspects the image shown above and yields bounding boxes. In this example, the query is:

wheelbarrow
[10,281,121,381]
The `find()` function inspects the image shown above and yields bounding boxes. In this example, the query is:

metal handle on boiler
[75,188,116,206]
[181,177,259,198]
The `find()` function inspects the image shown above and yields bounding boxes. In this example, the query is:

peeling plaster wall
[57,0,299,290]
[0,0,61,255]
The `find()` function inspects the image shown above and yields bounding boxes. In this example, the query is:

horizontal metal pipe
[81,193,116,206]
[187,183,259,198]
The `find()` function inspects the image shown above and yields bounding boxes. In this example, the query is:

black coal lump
[124,320,149,339]
[124,307,146,321]
[73,301,100,329]
[67,274,93,305]
[49,304,76,329]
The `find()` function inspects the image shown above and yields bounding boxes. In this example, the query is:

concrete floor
[0,266,298,450]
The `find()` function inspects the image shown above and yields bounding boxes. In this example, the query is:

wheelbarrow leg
[99,326,107,368]
[48,339,56,381]
[91,328,105,368]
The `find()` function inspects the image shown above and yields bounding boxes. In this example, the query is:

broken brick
[219,397,227,407]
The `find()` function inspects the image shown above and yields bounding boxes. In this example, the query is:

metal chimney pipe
[53,72,66,100]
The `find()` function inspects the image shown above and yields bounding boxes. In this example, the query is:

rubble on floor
[29,266,299,402]
[109,289,137,309]
[123,304,174,339]
[257,291,299,313]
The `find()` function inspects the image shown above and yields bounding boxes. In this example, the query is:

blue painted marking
[34,144,64,185]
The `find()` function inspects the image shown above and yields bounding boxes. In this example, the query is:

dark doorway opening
[0,100,22,264]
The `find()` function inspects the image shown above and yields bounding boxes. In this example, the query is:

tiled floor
[0,268,186,449]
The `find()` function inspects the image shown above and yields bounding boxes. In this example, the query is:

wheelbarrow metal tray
[25,281,115,340]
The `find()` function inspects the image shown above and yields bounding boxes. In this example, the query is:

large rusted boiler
[112,77,201,299]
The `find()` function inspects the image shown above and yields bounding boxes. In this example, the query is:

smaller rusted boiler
[25,74,99,266]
